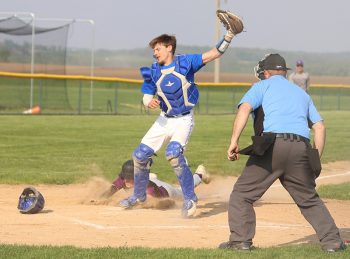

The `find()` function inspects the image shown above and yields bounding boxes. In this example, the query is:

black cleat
[219,241,253,251]
[323,242,347,253]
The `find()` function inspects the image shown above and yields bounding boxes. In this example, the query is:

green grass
[0,114,248,184]
[0,111,349,185]
[0,244,348,258]
[318,182,350,200]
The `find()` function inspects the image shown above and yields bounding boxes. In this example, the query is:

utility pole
[214,0,221,83]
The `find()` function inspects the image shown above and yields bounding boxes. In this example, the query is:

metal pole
[39,79,43,108]
[87,19,95,111]
[114,83,118,114]
[214,0,221,83]
[78,80,82,114]
[30,13,35,109]
[206,87,209,114]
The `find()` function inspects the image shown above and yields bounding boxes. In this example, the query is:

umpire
[220,54,345,252]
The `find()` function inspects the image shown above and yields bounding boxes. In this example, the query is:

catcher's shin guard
[132,143,154,199]
[166,141,197,201]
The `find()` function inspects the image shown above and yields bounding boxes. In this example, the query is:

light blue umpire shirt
[238,75,322,139]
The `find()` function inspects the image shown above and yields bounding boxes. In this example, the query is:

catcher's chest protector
[152,56,199,116]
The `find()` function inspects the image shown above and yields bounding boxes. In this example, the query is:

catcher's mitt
[17,186,45,214]
[216,10,244,35]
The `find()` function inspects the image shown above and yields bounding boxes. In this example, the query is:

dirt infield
[1,161,350,249]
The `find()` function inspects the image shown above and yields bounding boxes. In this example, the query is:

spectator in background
[289,60,310,92]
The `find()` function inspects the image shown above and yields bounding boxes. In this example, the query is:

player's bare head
[119,160,134,180]
[149,34,176,55]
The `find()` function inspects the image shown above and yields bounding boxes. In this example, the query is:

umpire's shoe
[119,194,146,209]
[323,242,347,253]
[182,199,197,218]
[219,241,253,251]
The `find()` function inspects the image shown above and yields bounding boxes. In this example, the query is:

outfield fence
[1,71,350,115]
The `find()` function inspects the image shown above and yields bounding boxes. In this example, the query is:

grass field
[1,112,350,184]
[318,183,350,200]
[1,244,348,259]
[0,114,246,184]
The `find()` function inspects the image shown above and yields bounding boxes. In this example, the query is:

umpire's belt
[273,133,310,143]
[164,111,190,118]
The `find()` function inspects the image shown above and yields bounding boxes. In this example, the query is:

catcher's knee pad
[166,142,196,201]
[165,141,184,167]
[132,144,153,199]
[17,186,45,214]
[133,143,154,169]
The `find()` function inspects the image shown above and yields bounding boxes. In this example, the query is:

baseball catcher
[17,186,45,214]
[120,9,243,218]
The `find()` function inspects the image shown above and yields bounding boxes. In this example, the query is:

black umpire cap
[255,53,291,80]
[262,53,291,71]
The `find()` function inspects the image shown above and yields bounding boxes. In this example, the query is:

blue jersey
[239,75,322,139]
[140,54,204,116]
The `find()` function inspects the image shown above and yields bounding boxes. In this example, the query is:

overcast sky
[1,0,349,53]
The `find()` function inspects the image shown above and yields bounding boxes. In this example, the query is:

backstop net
[0,14,73,112]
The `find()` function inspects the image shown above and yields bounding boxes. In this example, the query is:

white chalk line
[203,171,350,198]
[270,171,350,189]
[71,218,309,231]
[317,171,350,180]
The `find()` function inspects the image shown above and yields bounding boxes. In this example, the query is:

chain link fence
[0,72,350,115]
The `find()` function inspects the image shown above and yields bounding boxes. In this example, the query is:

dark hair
[118,160,134,180]
[149,34,176,55]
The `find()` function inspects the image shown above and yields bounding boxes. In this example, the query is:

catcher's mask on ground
[254,53,291,80]
[17,186,45,214]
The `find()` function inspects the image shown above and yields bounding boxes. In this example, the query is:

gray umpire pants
[228,138,342,250]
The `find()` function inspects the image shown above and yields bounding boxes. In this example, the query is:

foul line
[271,171,350,188]
[317,171,350,180]
[71,218,308,231]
